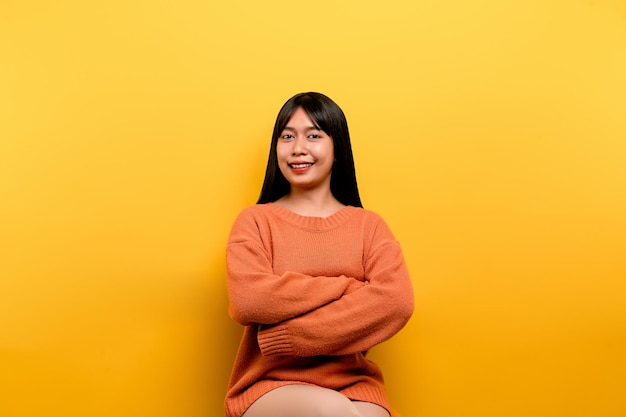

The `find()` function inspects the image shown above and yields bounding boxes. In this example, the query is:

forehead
[284,107,318,129]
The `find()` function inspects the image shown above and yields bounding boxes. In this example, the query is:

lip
[288,161,314,173]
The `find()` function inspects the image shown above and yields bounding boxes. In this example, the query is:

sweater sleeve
[226,208,366,326]
[256,215,414,357]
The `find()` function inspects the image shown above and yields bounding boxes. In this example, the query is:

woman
[225,92,414,417]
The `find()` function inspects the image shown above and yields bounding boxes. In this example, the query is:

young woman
[225,92,414,417]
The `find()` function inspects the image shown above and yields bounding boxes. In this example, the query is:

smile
[289,163,314,169]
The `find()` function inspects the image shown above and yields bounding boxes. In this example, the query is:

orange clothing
[224,203,414,417]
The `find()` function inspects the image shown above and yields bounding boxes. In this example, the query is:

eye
[281,134,295,140]
[308,134,321,139]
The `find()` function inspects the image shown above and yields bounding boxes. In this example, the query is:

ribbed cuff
[257,324,295,356]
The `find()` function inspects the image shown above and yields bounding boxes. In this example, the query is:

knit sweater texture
[224,203,414,417]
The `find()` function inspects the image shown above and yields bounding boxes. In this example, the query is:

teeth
[290,163,312,168]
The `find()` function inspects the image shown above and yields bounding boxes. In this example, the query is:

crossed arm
[226,213,414,357]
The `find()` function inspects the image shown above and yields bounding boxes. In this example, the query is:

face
[276,107,335,193]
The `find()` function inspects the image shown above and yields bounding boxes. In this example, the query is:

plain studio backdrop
[1,1,625,416]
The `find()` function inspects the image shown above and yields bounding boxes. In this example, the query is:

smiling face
[276,107,335,194]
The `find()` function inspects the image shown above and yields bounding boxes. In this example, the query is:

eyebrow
[282,125,322,132]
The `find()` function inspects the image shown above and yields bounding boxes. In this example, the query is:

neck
[276,188,344,218]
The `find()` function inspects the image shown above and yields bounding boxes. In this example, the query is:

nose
[291,136,307,155]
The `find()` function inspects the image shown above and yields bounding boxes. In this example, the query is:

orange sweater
[224,203,414,417]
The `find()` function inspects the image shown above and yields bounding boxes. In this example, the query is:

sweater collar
[266,202,357,230]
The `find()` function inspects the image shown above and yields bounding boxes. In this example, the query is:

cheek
[275,145,288,161]
[326,144,335,162]
[275,147,289,171]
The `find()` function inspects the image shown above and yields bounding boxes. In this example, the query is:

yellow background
[1,1,625,416]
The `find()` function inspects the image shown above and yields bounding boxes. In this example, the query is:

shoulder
[349,207,399,245]
[235,203,265,217]
[232,203,276,223]
[228,204,277,238]
[349,206,389,228]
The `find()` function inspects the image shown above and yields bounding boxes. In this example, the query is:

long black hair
[257,92,363,207]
